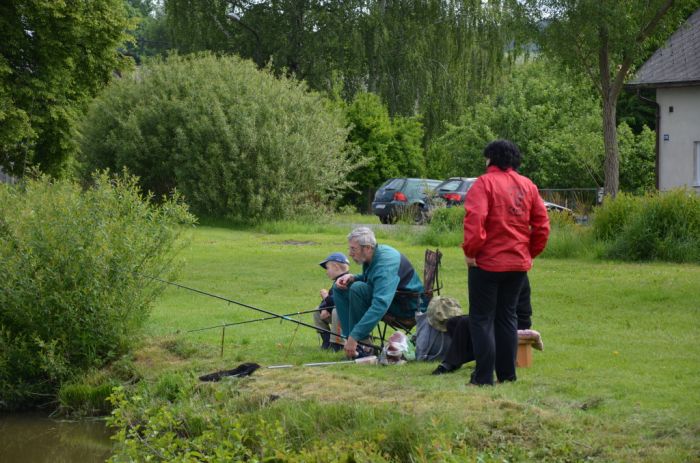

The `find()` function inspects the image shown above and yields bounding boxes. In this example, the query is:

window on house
[695,142,700,187]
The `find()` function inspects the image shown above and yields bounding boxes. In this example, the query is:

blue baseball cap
[319,252,350,268]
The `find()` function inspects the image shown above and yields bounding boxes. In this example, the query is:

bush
[0,172,194,409]
[540,212,596,259]
[419,206,464,248]
[599,190,700,262]
[342,92,425,211]
[79,53,355,222]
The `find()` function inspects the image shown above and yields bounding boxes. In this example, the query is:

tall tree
[164,0,519,144]
[0,0,133,176]
[527,0,697,197]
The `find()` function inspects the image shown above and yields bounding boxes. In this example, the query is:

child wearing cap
[314,252,350,351]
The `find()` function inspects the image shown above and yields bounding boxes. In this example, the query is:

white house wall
[657,86,700,194]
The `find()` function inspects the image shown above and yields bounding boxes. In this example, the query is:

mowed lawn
[142,224,700,461]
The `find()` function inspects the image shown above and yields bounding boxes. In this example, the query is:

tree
[80,53,356,221]
[0,0,133,177]
[343,92,425,211]
[527,0,697,197]
[124,0,173,63]
[429,60,604,188]
[164,0,519,144]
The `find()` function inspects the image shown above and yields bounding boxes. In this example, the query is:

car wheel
[411,204,426,224]
[379,216,389,224]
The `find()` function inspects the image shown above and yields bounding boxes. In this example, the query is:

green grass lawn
[128,222,700,461]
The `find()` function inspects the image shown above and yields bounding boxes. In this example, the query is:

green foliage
[540,214,598,259]
[107,382,533,462]
[165,0,518,143]
[617,122,656,193]
[418,206,464,248]
[596,190,700,263]
[124,0,172,63]
[79,53,355,222]
[529,0,697,196]
[343,92,425,210]
[0,171,194,409]
[592,193,645,241]
[428,59,604,186]
[58,369,118,416]
[0,0,133,176]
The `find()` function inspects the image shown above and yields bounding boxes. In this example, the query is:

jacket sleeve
[462,178,489,258]
[349,252,401,341]
[319,290,334,311]
[528,186,550,258]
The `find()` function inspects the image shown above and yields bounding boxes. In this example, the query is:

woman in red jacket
[463,140,550,386]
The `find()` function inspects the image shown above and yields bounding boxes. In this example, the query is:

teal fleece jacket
[349,244,424,340]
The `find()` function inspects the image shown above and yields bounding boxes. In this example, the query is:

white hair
[347,227,377,248]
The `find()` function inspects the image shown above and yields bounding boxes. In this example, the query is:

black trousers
[468,267,527,385]
[443,274,532,368]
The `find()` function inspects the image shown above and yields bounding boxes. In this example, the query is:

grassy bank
[109,222,700,461]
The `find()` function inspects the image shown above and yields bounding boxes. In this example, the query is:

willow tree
[362,0,518,140]
[528,0,697,197]
[164,0,519,143]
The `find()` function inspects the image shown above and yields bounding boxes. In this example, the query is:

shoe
[431,363,458,375]
[329,343,344,352]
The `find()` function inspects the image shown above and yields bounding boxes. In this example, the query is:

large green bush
[79,53,355,222]
[593,190,700,262]
[0,172,194,409]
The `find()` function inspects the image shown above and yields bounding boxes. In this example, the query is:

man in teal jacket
[334,227,425,358]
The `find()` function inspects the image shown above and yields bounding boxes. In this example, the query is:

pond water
[0,412,113,463]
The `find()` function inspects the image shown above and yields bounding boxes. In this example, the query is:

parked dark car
[372,178,442,224]
[433,177,477,206]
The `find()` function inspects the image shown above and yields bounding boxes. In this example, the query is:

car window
[404,179,440,198]
[436,180,462,192]
[383,178,404,190]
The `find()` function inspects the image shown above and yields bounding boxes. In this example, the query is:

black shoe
[431,363,458,375]
[329,343,344,352]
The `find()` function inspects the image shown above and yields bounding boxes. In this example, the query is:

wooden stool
[516,339,534,368]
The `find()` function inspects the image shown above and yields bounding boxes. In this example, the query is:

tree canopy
[79,53,356,221]
[0,0,133,176]
[526,0,698,197]
[164,0,521,144]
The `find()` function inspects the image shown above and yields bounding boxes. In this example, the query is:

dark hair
[483,139,521,170]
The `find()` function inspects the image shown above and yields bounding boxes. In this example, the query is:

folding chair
[376,249,443,347]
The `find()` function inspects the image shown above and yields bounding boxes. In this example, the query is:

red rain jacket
[462,166,550,272]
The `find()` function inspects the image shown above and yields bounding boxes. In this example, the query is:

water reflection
[0,412,113,463]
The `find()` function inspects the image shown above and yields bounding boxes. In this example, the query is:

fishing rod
[142,274,380,351]
[187,307,325,333]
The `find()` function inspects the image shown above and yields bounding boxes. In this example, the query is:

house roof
[628,8,700,88]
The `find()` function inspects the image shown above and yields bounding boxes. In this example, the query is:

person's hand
[465,256,477,267]
[319,288,329,299]
[344,336,358,358]
[335,273,354,290]
[320,309,330,321]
